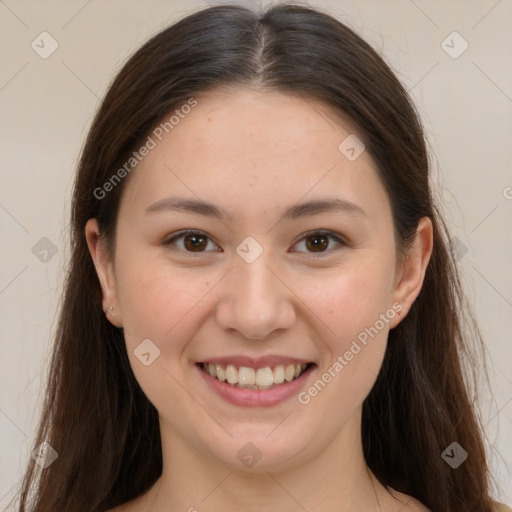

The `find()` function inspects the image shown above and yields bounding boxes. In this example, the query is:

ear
[388,216,433,329]
[85,218,123,328]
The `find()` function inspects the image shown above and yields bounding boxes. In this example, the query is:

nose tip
[214,259,296,341]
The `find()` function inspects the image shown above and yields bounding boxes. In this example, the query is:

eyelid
[289,229,346,257]
[164,229,221,255]
[164,229,346,256]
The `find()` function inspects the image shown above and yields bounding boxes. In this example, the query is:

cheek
[294,256,395,403]
[296,277,391,419]
[115,253,227,396]
[118,261,212,344]
[301,259,394,342]
[115,262,215,407]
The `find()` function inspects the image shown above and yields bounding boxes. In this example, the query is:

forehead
[117,86,390,225]
[163,87,360,163]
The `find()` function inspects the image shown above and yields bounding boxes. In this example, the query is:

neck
[149,409,380,512]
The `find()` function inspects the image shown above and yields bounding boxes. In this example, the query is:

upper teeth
[202,363,308,389]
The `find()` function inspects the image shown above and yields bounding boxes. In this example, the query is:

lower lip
[196,364,315,407]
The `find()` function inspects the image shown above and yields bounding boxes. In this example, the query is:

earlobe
[389,217,433,329]
[84,219,122,327]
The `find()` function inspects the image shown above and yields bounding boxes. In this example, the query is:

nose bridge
[215,247,295,340]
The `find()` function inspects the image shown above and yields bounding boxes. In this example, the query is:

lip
[196,362,316,407]
[197,355,312,369]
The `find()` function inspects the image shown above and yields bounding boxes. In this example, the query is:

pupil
[307,235,327,252]
[185,234,206,251]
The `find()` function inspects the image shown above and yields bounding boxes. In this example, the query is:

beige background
[0,0,511,508]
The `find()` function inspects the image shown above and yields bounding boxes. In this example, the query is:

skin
[86,86,433,512]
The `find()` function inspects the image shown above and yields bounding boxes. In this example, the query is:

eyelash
[163,229,346,257]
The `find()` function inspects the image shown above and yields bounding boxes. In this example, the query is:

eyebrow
[145,196,367,221]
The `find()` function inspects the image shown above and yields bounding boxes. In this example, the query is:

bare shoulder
[385,487,431,511]
[105,503,136,512]
[105,504,130,512]
[105,494,147,512]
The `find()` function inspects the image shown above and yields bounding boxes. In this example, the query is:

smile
[196,360,316,407]
[200,362,310,390]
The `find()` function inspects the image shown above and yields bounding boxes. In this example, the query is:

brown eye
[165,230,219,253]
[305,233,329,252]
[164,229,345,256]
[292,231,345,255]
[183,233,208,251]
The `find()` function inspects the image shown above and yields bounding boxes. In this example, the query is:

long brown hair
[11,3,494,511]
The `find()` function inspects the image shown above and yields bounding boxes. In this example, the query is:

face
[87,86,431,473]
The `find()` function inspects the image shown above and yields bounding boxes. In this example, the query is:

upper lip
[197,355,314,368]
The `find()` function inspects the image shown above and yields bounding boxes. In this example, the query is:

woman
[11,3,510,512]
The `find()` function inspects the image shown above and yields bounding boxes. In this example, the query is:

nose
[215,254,296,341]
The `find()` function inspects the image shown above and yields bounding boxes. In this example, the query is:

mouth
[198,362,312,390]
[195,360,316,407]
